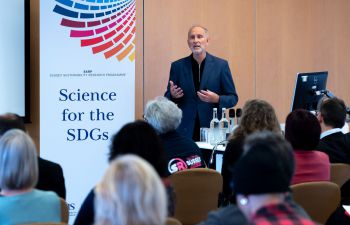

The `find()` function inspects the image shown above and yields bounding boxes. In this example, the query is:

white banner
[40,0,136,223]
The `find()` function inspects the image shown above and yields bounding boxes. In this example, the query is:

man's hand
[197,89,219,103]
[169,81,184,99]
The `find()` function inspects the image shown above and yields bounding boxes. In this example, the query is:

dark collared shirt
[191,55,206,92]
[191,55,206,141]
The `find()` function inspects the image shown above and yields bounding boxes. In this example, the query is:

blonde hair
[94,155,167,225]
[0,129,38,190]
[232,99,281,139]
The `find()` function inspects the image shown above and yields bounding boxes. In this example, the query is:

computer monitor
[291,71,328,111]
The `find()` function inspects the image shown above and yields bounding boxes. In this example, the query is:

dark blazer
[36,157,66,199]
[317,132,350,224]
[73,189,94,225]
[165,53,238,138]
[316,132,350,164]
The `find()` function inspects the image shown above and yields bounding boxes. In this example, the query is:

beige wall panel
[329,0,350,107]
[256,0,350,122]
[144,0,255,111]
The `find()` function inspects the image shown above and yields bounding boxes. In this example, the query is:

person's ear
[237,195,248,206]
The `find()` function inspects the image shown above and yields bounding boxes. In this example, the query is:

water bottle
[210,108,220,145]
[219,108,229,140]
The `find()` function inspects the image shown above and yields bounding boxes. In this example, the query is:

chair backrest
[59,198,69,223]
[165,217,182,225]
[169,168,223,225]
[330,163,350,188]
[291,181,340,224]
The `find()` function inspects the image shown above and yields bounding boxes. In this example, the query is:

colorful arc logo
[53,0,136,62]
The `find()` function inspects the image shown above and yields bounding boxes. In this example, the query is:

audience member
[316,97,350,163]
[0,114,66,199]
[0,114,26,133]
[0,129,61,224]
[144,96,205,175]
[74,121,173,225]
[234,131,317,225]
[198,131,312,225]
[221,99,281,205]
[315,97,350,224]
[94,154,167,225]
[285,109,330,184]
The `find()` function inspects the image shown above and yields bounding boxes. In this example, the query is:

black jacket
[317,132,350,164]
[36,157,66,199]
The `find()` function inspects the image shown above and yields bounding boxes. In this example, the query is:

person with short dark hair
[0,113,66,199]
[109,120,167,177]
[319,97,347,129]
[316,97,350,163]
[74,121,174,225]
[316,98,350,224]
[0,114,26,133]
[234,131,317,225]
[285,109,330,184]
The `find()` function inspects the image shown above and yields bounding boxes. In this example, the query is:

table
[196,141,225,172]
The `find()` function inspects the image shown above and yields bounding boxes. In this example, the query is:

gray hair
[94,154,167,225]
[0,129,38,190]
[188,25,209,38]
[144,96,182,134]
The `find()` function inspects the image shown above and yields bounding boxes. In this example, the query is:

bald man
[165,25,238,140]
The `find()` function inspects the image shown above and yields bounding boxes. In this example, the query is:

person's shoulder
[316,138,330,152]
[206,53,228,64]
[322,132,350,146]
[227,136,245,149]
[310,150,330,161]
[344,132,350,139]
[172,55,191,65]
[343,132,350,145]
[38,157,63,171]
[176,131,200,148]
[164,131,200,149]
[197,205,249,225]
[32,189,60,199]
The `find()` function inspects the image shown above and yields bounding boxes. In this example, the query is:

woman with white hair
[94,154,167,225]
[0,129,61,224]
[144,96,205,175]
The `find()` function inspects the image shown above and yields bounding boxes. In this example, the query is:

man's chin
[192,49,204,55]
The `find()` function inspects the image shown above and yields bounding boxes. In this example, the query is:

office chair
[291,181,340,224]
[169,168,222,225]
